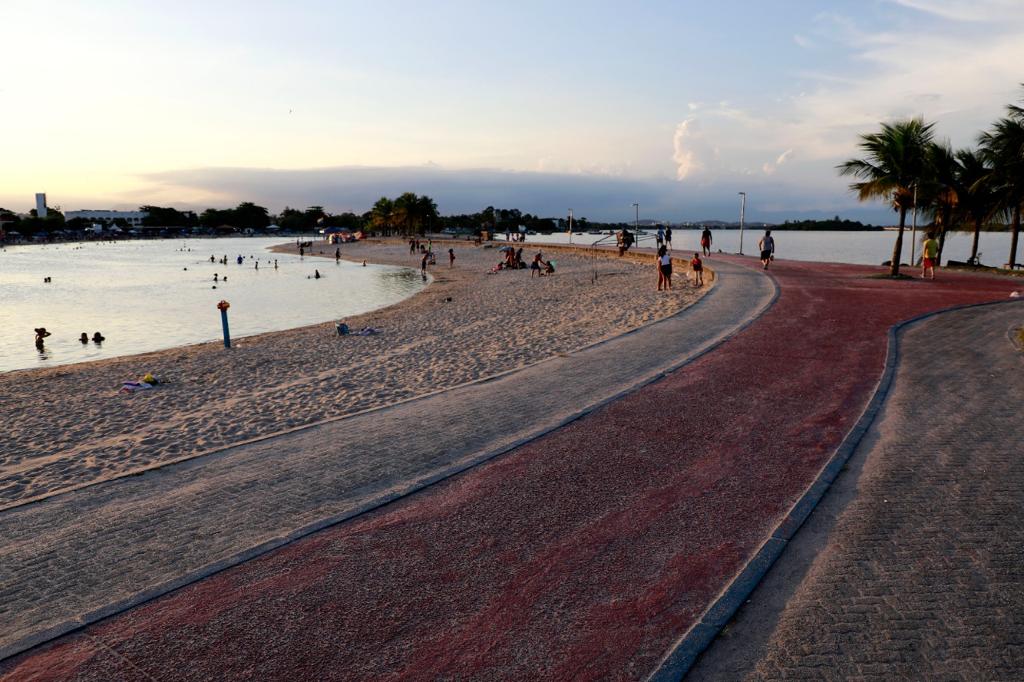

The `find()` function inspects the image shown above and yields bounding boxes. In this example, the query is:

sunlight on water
[0,238,424,373]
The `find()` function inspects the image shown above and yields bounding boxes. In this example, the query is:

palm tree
[925,141,961,263]
[978,115,1024,269]
[955,148,996,264]
[416,194,438,235]
[838,117,935,276]
[370,197,394,233]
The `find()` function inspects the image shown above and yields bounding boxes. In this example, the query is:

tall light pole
[568,208,573,244]
[738,192,747,255]
[632,202,639,235]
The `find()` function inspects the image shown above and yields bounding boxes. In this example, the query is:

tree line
[840,85,1024,275]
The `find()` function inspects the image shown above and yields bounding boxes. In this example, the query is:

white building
[64,209,149,225]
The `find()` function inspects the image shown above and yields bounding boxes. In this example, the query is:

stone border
[647,296,1024,681]
[1,259,762,665]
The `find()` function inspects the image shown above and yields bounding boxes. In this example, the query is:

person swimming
[92,331,105,343]
[79,332,89,344]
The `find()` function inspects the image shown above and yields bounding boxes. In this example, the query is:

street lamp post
[568,208,573,244]
[632,202,639,236]
[738,192,747,255]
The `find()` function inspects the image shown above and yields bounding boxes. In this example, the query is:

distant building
[35,193,47,218]
[64,209,149,225]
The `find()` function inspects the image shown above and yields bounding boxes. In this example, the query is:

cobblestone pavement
[0,260,772,662]
[3,260,1019,680]
[693,301,1024,681]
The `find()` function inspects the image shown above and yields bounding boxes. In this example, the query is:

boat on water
[587,230,603,235]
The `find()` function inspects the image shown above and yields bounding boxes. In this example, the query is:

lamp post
[568,208,573,244]
[632,202,639,235]
[738,192,747,255]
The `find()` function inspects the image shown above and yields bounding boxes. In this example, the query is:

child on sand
[657,245,671,291]
[691,253,704,287]
[448,248,455,268]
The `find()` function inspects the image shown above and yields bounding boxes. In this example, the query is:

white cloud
[672,119,702,180]
[793,34,814,48]
[888,0,1024,22]
[762,149,794,175]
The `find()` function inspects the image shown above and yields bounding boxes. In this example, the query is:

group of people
[34,328,104,350]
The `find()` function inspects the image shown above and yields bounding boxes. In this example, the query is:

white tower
[35,193,47,218]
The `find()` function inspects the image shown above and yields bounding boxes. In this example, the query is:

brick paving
[2,259,1020,680]
[741,302,1024,680]
[0,260,772,662]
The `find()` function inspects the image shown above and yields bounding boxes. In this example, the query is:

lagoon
[0,237,424,373]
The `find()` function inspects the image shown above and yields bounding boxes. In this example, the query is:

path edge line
[0,263,769,665]
[647,295,1024,682]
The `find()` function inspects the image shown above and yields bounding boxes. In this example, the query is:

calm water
[0,238,424,373]
[522,229,1019,266]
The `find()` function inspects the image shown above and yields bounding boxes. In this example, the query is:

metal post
[632,202,639,234]
[217,300,231,348]
[568,208,573,244]
[910,183,918,267]
[738,192,747,255]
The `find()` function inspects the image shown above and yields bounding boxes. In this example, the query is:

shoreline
[1,240,709,507]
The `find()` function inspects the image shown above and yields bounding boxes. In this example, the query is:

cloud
[762,149,794,175]
[793,34,814,48]
[672,119,702,180]
[131,164,896,224]
[888,0,1024,22]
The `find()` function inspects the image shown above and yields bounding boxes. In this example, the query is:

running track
[3,257,1021,681]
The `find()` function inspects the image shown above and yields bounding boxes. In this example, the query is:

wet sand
[0,240,707,507]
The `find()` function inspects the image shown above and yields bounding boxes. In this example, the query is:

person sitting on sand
[314,269,321,279]
[35,327,51,349]
[544,259,555,275]
[92,331,105,343]
[691,252,704,287]
[79,332,89,344]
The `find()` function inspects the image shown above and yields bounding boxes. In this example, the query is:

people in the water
[34,327,51,349]
[79,332,89,344]
[92,331,105,343]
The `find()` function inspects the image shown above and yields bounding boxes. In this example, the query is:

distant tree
[369,197,394,233]
[233,202,270,230]
[838,117,935,276]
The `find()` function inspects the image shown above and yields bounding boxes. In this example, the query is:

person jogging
[758,230,775,270]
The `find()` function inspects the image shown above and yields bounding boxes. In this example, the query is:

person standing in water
[34,327,51,349]
[758,230,775,270]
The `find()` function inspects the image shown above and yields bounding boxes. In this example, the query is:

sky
[2,0,1023,223]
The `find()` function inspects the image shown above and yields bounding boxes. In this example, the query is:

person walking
[700,227,713,256]
[690,252,704,287]
[921,232,939,279]
[758,230,775,270]
[448,247,455,268]
[421,251,429,280]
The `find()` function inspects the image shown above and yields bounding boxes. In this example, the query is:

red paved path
[4,258,1021,681]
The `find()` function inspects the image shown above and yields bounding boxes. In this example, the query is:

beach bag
[336,323,350,336]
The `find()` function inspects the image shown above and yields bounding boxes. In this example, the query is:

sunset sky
[3,0,1023,222]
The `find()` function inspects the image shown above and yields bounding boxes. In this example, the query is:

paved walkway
[0,260,772,662]
[691,301,1024,680]
[2,258,1020,680]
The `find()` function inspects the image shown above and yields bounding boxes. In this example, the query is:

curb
[0,261,773,665]
[647,295,1024,681]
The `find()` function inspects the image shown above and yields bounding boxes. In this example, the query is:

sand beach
[0,240,707,508]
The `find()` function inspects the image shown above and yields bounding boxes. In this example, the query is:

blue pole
[220,308,231,348]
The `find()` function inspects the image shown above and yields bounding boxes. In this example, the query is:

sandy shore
[0,240,708,507]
